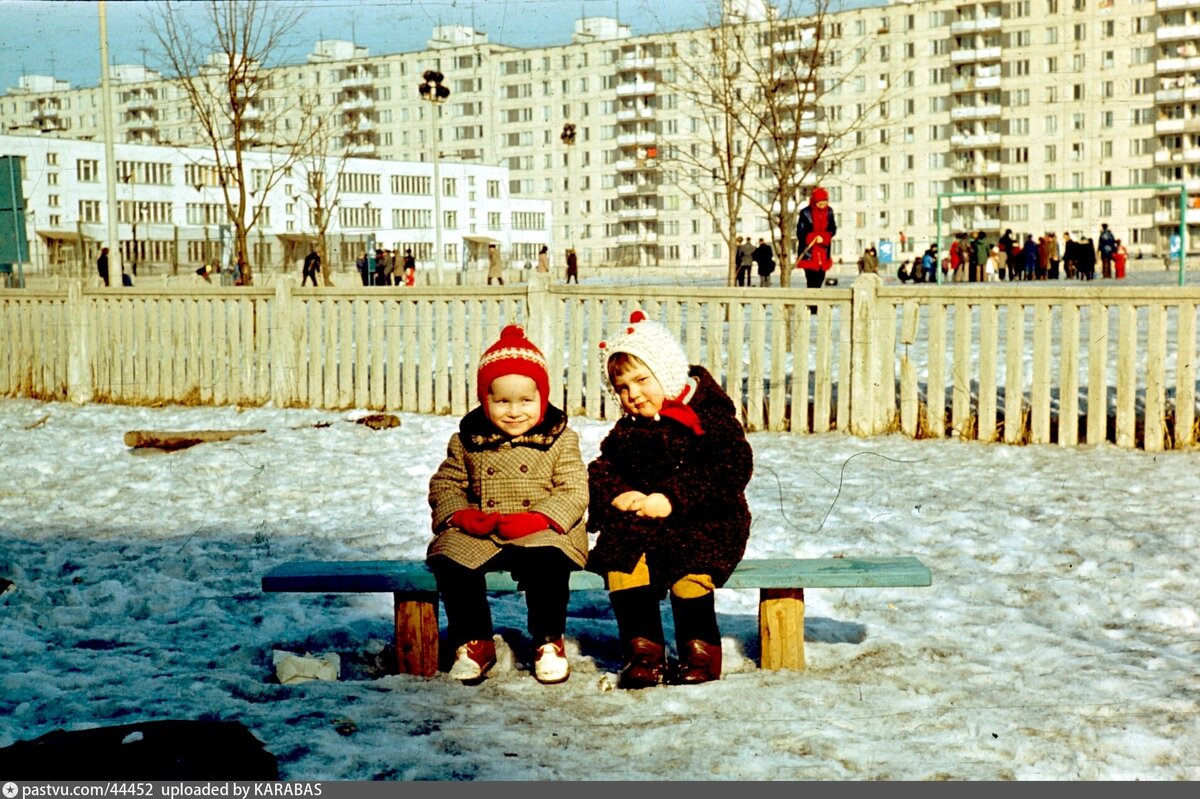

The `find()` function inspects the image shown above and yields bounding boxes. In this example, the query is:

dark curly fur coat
[587,365,753,589]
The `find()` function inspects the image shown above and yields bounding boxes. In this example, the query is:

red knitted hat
[477,324,550,421]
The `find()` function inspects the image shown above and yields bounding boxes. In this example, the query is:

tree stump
[354,413,401,430]
[123,429,266,450]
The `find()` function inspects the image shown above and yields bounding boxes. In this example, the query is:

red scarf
[811,204,829,235]
[656,382,704,435]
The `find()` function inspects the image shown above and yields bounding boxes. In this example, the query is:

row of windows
[338,172,381,193]
[391,208,432,229]
[71,199,272,228]
[116,160,172,185]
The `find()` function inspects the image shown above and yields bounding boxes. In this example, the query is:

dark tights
[428,547,574,648]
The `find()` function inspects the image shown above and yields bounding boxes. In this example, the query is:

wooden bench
[262,556,932,677]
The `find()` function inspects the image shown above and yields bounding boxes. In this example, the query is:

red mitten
[450,508,501,536]
[497,512,553,540]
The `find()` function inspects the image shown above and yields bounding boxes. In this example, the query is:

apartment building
[0,134,551,278]
[3,0,1196,270]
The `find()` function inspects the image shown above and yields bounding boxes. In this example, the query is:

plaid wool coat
[427,405,589,570]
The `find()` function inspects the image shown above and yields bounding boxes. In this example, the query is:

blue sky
[0,0,719,92]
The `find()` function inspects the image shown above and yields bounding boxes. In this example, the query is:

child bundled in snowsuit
[427,325,589,684]
[587,311,753,688]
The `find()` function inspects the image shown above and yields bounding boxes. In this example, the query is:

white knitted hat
[598,310,690,400]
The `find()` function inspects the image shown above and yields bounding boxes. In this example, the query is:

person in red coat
[794,186,837,289]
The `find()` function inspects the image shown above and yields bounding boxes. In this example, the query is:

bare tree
[662,21,766,286]
[295,97,350,288]
[743,1,898,287]
[149,0,316,286]
[660,1,898,286]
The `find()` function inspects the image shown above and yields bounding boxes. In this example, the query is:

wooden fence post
[525,271,555,394]
[849,272,883,436]
[66,279,92,403]
[270,279,297,408]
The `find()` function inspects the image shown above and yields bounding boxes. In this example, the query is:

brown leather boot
[618,636,666,689]
[674,639,722,684]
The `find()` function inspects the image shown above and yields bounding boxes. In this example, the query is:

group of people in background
[734,236,777,287]
[350,247,417,287]
[935,224,1128,283]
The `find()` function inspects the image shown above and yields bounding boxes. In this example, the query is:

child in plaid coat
[427,325,589,684]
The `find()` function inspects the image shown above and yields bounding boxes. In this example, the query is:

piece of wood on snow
[123,429,266,451]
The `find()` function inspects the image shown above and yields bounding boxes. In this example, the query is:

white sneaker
[533,638,570,684]
[448,639,496,682]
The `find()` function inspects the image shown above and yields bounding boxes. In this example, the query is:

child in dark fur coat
[588,311,753,688]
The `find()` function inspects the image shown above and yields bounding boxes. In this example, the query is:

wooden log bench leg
[759,587,805,671]
[393,590,439,677]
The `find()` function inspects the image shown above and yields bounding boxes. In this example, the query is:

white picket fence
[2,273,1197,449]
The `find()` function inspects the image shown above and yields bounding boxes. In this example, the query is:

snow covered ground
[0,398,1196,780]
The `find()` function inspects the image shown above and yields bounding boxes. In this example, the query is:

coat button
[486,500,495,508]
[519,464,529,473]
[521,499,530,507]
[486,467,495,475]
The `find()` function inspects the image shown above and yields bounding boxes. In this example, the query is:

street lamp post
[418,70,450,285]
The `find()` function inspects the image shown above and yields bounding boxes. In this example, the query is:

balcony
[616,81,656,97]
[617,181,658,196]
[949,132,1002,149]
[1155,147,1200,165]
[125,113,157,131]
[952,160,1002,176]
[346,142,376,156]
[950,104,1002,121]
[1158,0,1200,8]
[1155,117,1200,135]
[1155,205,1200,225]
[1158,24,1200,43]
[125,95,156,112]
[1155,85,1200,104]
[776,83,819,107]
[617,107,655,122]
[340,96,375,112]
[616,158,658,171]
[1156,55,1200,74]
[949,17,1002,35]
[1153,177,1200,194]
[341,71,375,89]
[618,231,658,244]
[951,74,1001,92]
[771,35,817,56]
[616,131,656,147]
[618,56,656,71]
[950,46,1002,65]
[618,207,658,221]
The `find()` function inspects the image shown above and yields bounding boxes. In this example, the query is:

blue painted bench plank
[261,556,931,594]
[261,556,932,676]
